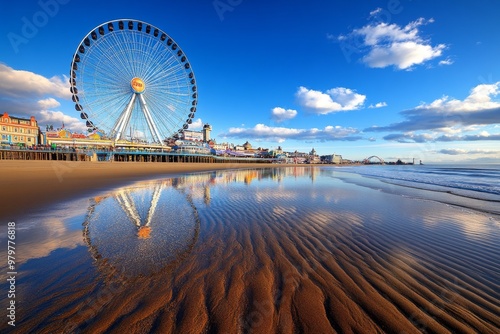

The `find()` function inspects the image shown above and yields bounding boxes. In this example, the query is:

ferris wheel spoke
[84,89,130,119]
[106,31,136,79]
[97,41,134,84]
[148,95,187,134]
[146,93,179,130]
[129,31,151,79]
[97,97,131,130]
[146,60,184,85]
[139,41,167,81]
[142,53,179,84]
[130,31,161,81]
[86,37,132,84]
[138,94,164,144]
[150,76,188,93]
[145,99,178,134]
[144,39,185,81]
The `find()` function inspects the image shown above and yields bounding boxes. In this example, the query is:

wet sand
[1,165,499,334]
[0,160,279,222]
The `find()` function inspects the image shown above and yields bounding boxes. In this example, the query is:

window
[28,138,32,142]
[14,128,18,132]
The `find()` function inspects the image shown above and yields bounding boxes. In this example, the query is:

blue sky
[1,0,499,163]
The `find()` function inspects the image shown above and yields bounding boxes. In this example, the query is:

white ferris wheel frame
[70,19,198,145]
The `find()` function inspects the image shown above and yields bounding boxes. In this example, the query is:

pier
[0,147,275,164]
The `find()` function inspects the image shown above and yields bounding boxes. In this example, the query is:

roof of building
[1,112,36,122]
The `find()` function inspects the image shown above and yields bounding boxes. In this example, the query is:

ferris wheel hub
[131,77,146,93]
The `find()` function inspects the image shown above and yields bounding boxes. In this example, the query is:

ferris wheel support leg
[115,190,142,227]
[145,183,163,227]
[113,94,137,142]
[139,94,164,146]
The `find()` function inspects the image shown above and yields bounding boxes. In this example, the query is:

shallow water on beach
[1,167,499,333]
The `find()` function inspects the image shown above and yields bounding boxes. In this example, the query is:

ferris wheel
[69,19,197,145]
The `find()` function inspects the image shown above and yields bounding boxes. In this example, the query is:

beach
[0,160,279,222]
[1,163,499,333]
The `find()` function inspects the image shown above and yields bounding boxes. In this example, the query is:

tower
[202,124,212,142]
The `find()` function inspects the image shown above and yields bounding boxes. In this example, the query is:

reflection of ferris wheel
[83,181,200,280]
[69,19,197,144]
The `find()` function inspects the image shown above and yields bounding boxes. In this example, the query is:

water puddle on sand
[83,179,200,280]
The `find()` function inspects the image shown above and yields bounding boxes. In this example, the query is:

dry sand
[0,160,279,222]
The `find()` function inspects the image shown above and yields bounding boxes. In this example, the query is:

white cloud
[435,133,500,142]
[296,86,366,114]
[383,131,500,143]
[223,123,362,142]
[228,124,301,140]
[322,125,360,138]
[363,41,445,70]
[39,110,87,132]
[341,17,446,70]
[355,18,427,46]
[368,82,500,134]
[271,107,297,123]
[466,83,500,105]
[327,33,338,41]
[0,63,70,99]
[188,118,203,130]
[416,82,500,112]
[0,63,86,132]
[438,148,498,155]
[132,130,145,139]
[38,98,61,110]
[369,8,383,17]
[383,132,435,143]
[368,102,387,108]
[437,125,479,134]
[439,58,454,66]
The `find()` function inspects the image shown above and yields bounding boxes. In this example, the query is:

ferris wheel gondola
[70,19,197,144]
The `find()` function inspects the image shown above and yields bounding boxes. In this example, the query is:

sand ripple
[2,168,499,333]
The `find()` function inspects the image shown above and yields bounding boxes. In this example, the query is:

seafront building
[308,148,321,164]
[0,113,41,147]
[179,124,212,143]
[0,113,347,163]
[321,153,343,164]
